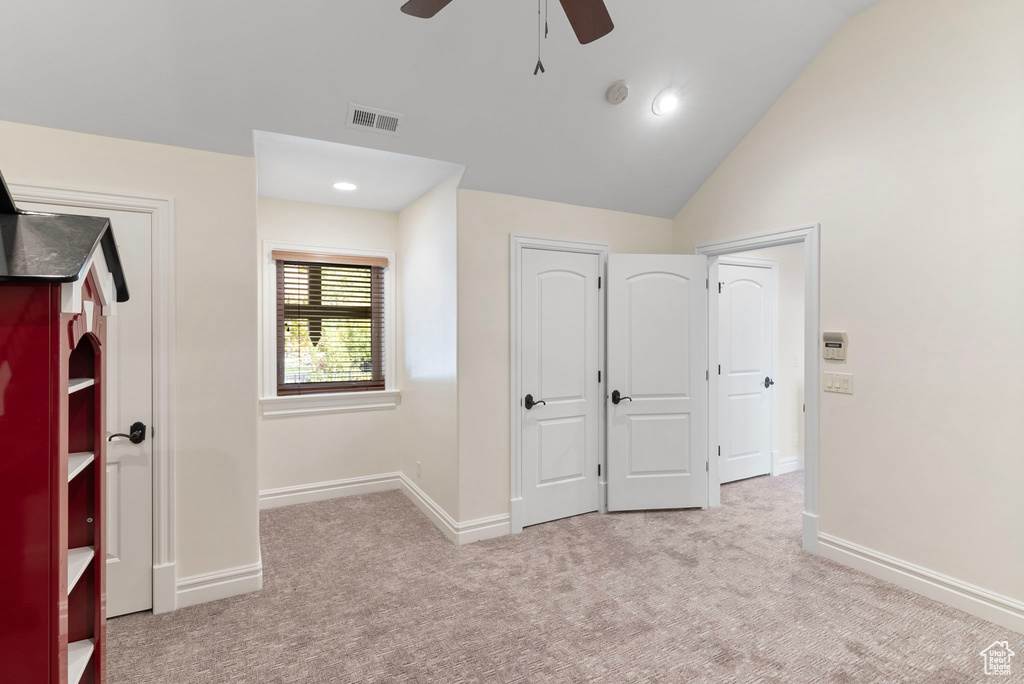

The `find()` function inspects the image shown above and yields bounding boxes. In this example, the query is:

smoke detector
[605,80,629,105]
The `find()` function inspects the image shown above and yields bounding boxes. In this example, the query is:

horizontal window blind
[276,256,385,395]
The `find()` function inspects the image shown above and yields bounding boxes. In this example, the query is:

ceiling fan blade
[558,0,614,45]
[400,0,454,19]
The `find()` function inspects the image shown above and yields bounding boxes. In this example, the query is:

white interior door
[520,248,601,527]
[718,262,774,484]
[607,254,708,511]
[22,201,153,616]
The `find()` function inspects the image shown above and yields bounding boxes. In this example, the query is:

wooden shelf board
[67,546,94,594]
[68,638,94,684]
[68,452,95,482]
[68,378,95,394]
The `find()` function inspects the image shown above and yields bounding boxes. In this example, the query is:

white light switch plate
[824,372,853,394]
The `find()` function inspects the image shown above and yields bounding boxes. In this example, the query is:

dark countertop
[0,166,129,302]
[0,212,130,301]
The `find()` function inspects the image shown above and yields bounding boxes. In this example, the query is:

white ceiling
[0,0,878,218]
[255,131,465,212]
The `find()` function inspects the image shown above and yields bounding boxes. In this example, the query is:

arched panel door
[607,254,708,511]
[520,248,601,526]
[718,264,774,483]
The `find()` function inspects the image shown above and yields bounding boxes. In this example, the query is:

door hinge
[706,278,709,290]
[718,364,721,375]
[598,370,602,382]
[598,276,602,289]
[718,446,721,456]
[598,463,602,477]
[706,462,709,472]
[706,369,709,381]
[718,282,723,294]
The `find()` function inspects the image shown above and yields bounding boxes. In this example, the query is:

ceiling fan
[400,0,614,45]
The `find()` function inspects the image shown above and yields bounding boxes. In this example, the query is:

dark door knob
[109,421,147,444]
[524,394,546,410]
[611,390,632,405]
[764,376,775,388]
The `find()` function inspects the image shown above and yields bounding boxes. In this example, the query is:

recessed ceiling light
[652,88,681,116]
[333,182,358,191]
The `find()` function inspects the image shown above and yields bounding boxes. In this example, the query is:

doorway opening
[509,235,608,533]
[12,184,178,612]
[716,247,805,485]
[697,223,821,554]
[510,236,712,533]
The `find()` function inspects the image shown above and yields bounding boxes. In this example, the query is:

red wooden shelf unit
[0,170,129,683]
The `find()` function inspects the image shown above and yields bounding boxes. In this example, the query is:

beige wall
[728,245,805,470]
[457,189,674,521]
[397,173,463,516]
[673,0,1024,601]
[0,120,260,579]
[257,198,401,491]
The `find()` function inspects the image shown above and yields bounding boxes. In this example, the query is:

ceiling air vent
[346,104,405,137]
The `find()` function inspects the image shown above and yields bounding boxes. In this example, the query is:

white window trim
[259,239,399,417]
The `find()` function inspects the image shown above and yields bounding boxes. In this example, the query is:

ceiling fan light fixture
[652,88,681,116]
[333,182,358,191]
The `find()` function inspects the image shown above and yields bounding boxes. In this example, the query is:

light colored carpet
[108,474,1016,683]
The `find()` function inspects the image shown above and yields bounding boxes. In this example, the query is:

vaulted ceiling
[0,0,877,217]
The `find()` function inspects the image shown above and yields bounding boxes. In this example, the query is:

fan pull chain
[534,0,546,75]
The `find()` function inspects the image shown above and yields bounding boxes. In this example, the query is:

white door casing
[718,261,776,483]
[696,224,820,554]
[606,254,709,511]
[519,248,601,527]
[20,200,158,616]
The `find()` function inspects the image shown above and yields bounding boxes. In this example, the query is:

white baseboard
[774,453,803,476]
[259,472,402,509]
[152,562,177,614]
[802,511,819,553]
[819,532,1024,636]
[258,471,509,545]
[509,498,524,534]
[399,473,510,545]
[176,560,263,609]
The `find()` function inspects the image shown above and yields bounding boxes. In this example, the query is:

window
[273,250,387,395]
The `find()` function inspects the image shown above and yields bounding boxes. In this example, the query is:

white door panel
[23,201,153,616]
[607,254,708,511]
[719,264,774,484]
[520,249,600,526]
[106,461,121,560]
